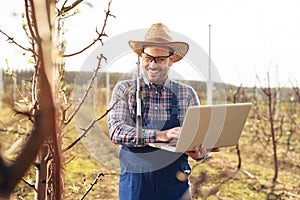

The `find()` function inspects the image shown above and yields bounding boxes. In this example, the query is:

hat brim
[128,40,189,63]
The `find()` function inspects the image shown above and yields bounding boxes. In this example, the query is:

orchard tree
[0,0,114,199]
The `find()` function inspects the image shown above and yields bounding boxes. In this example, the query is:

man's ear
[168,55,175,66]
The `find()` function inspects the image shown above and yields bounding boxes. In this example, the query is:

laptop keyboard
[168,139,178,147]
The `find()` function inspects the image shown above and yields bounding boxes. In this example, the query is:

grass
[1,102,300,200]
[62,141,119,200]
[186,117,300,200]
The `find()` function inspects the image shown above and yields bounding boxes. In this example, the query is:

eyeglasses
[142,51,173,64]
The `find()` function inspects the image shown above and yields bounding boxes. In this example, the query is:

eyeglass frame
[141,48,174,64]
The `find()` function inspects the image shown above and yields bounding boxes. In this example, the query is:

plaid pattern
[108,78,200,147]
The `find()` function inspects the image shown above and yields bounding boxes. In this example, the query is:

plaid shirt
[108,77,200,147]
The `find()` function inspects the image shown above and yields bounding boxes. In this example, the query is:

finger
[185,148,197,156]
[173,128,180,138]
[199,145,207,156]
[192,146,202,158]
[193,146,199,152]
[211,147,220,152]
[184,151,194,157]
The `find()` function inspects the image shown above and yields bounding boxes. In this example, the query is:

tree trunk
[32,0,62,199]
[34,145,49,200]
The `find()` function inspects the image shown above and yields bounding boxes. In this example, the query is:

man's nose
[148,61,158,68]
[149,58,157,64]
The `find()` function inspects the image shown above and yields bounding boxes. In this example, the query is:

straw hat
[128,23,189,62]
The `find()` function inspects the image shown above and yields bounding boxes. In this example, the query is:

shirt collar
[142,75,170,91]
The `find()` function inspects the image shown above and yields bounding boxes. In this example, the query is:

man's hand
[185,145,220,160]
[185,145,207,160]
[156,127,181,142]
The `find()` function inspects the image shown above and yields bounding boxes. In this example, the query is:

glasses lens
[142,55,154,63]
[155,57,167,64]
[142,51,173,64]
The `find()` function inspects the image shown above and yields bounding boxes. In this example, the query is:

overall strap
[170,81,179,119]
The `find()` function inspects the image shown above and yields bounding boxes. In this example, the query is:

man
[108,23,218,200]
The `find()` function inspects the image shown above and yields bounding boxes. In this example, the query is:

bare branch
[5,71,30,106]
[21,178,38,193]
[261,72,278,184]
[25,0,39,46]
[79,173,105,200]
[24,0,39,105]
[290,80,300,103]
[0,29,31,56]
[0,29,32,53]
[60,0,84,14]
[62,84,134,153]
[64,54,107,125]
[233,84,242,103]
[63,0,115,57]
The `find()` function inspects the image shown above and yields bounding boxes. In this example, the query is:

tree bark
[34,145,49,200]
[0,0,60,198]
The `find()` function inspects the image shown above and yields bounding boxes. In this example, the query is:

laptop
[149,102,252,152]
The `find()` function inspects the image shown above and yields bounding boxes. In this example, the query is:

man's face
[141,46,174,84]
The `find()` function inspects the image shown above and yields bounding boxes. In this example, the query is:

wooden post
[207,24,213,105]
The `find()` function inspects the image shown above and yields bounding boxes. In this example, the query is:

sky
[1,0,300,87]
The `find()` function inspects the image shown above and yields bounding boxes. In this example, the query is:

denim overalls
[119,83,191,200]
